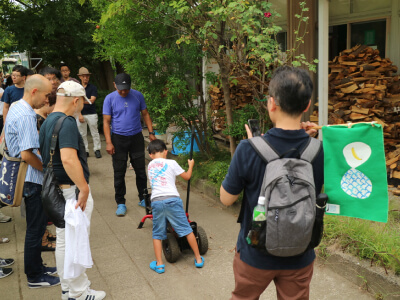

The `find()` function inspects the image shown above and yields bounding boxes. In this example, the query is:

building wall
[203,0,400,127]
[329,0,400,69]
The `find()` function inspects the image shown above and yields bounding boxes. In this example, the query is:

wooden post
[287,0,317,121]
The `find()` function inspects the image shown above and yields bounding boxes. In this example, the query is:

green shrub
[95,89,111,133]
[223,104,259,140]
[208,161,230,186]
[320,208,400,275]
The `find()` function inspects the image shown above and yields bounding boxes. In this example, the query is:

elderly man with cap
[39,81,106,300]
[77,67,101,159]
[103,73,156,216]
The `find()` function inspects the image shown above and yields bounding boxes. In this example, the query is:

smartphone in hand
[248,119,261,137]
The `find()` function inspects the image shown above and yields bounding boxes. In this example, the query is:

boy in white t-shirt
[147,139,204,274]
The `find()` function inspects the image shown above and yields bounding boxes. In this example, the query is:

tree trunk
[220,64,237,156]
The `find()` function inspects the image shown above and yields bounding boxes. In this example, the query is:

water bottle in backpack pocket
[246,196,266,247]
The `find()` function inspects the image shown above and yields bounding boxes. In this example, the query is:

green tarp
[322,123,388,223]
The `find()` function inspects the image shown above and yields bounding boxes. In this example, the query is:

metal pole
[186,126,195,213]
[318,0,329,137]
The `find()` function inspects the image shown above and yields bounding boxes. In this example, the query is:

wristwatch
[149,131,155,135]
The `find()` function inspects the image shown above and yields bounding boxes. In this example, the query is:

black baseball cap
[115,73,131,90]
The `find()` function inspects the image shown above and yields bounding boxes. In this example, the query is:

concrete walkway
[0,136,375,300]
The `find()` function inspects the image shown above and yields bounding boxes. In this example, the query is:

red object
[138,212,191,229]
[47,222,53,226]
[96,25,100,29]
[264,12,272,18]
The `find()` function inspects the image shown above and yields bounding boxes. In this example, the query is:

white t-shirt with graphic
[148,158,185,200]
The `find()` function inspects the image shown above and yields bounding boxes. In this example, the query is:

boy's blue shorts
[151,197,193,240]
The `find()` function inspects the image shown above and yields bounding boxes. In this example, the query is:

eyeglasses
[11,74,21,78]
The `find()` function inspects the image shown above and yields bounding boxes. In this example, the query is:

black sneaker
[28,273,60,288]
[0,267,13,278]
[95,150,102,159]
[44,266,57,275]
[0,258,14,267]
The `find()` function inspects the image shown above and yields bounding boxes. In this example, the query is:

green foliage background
[0,0,100,79]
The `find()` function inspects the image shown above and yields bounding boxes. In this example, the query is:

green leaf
[292,61,301,67]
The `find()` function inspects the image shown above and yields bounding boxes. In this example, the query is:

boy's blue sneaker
[194,256,205,268]
[28,273,60,288]
[138,199,145,207]
[116,204,127,216]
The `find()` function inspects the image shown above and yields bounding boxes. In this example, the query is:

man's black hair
[39,66,62,80]
[60,63,70,70]
[12,65,28,77]
[26,68,34,76]
[47,91,57,106]
[5,76,12,87]
[268,66,313,116]
[148,139,167,155]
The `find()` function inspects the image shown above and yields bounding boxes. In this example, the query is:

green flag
[322,123,388,222]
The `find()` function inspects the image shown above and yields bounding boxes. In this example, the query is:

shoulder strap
[50,116,68,151]
[248,136,279,163]
[300,137,322,163]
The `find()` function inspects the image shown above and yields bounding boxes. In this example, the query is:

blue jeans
[23,182,47,281]
[151,197,192,240]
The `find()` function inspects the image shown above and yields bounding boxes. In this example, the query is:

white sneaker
[62,290,69,300]
[71,288,105,300]
[61,281,91,300]
[0,210,11,223]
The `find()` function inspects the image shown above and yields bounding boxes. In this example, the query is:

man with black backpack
[220,66,324,300]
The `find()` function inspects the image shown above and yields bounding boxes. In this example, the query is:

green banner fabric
[322,123,388,222]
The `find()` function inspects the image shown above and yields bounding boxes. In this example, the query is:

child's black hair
[148,139,167,154]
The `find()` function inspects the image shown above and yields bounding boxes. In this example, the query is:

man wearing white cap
[39,81,106,300]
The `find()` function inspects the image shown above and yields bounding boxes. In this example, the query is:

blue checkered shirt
[4,99,43,185]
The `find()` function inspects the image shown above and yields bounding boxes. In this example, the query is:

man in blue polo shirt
[2,65,27,124]
[103,73,156,216]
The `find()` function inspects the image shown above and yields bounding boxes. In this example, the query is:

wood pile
[209,78,257,132]
[311,44,400,184]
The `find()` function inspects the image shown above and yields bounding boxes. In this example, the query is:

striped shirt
[4,99,43,185]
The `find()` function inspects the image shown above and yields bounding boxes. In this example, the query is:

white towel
[64,198,93,279]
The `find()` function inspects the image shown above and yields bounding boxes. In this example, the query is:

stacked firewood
[209,78,257,132]
[311,44,400,183]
